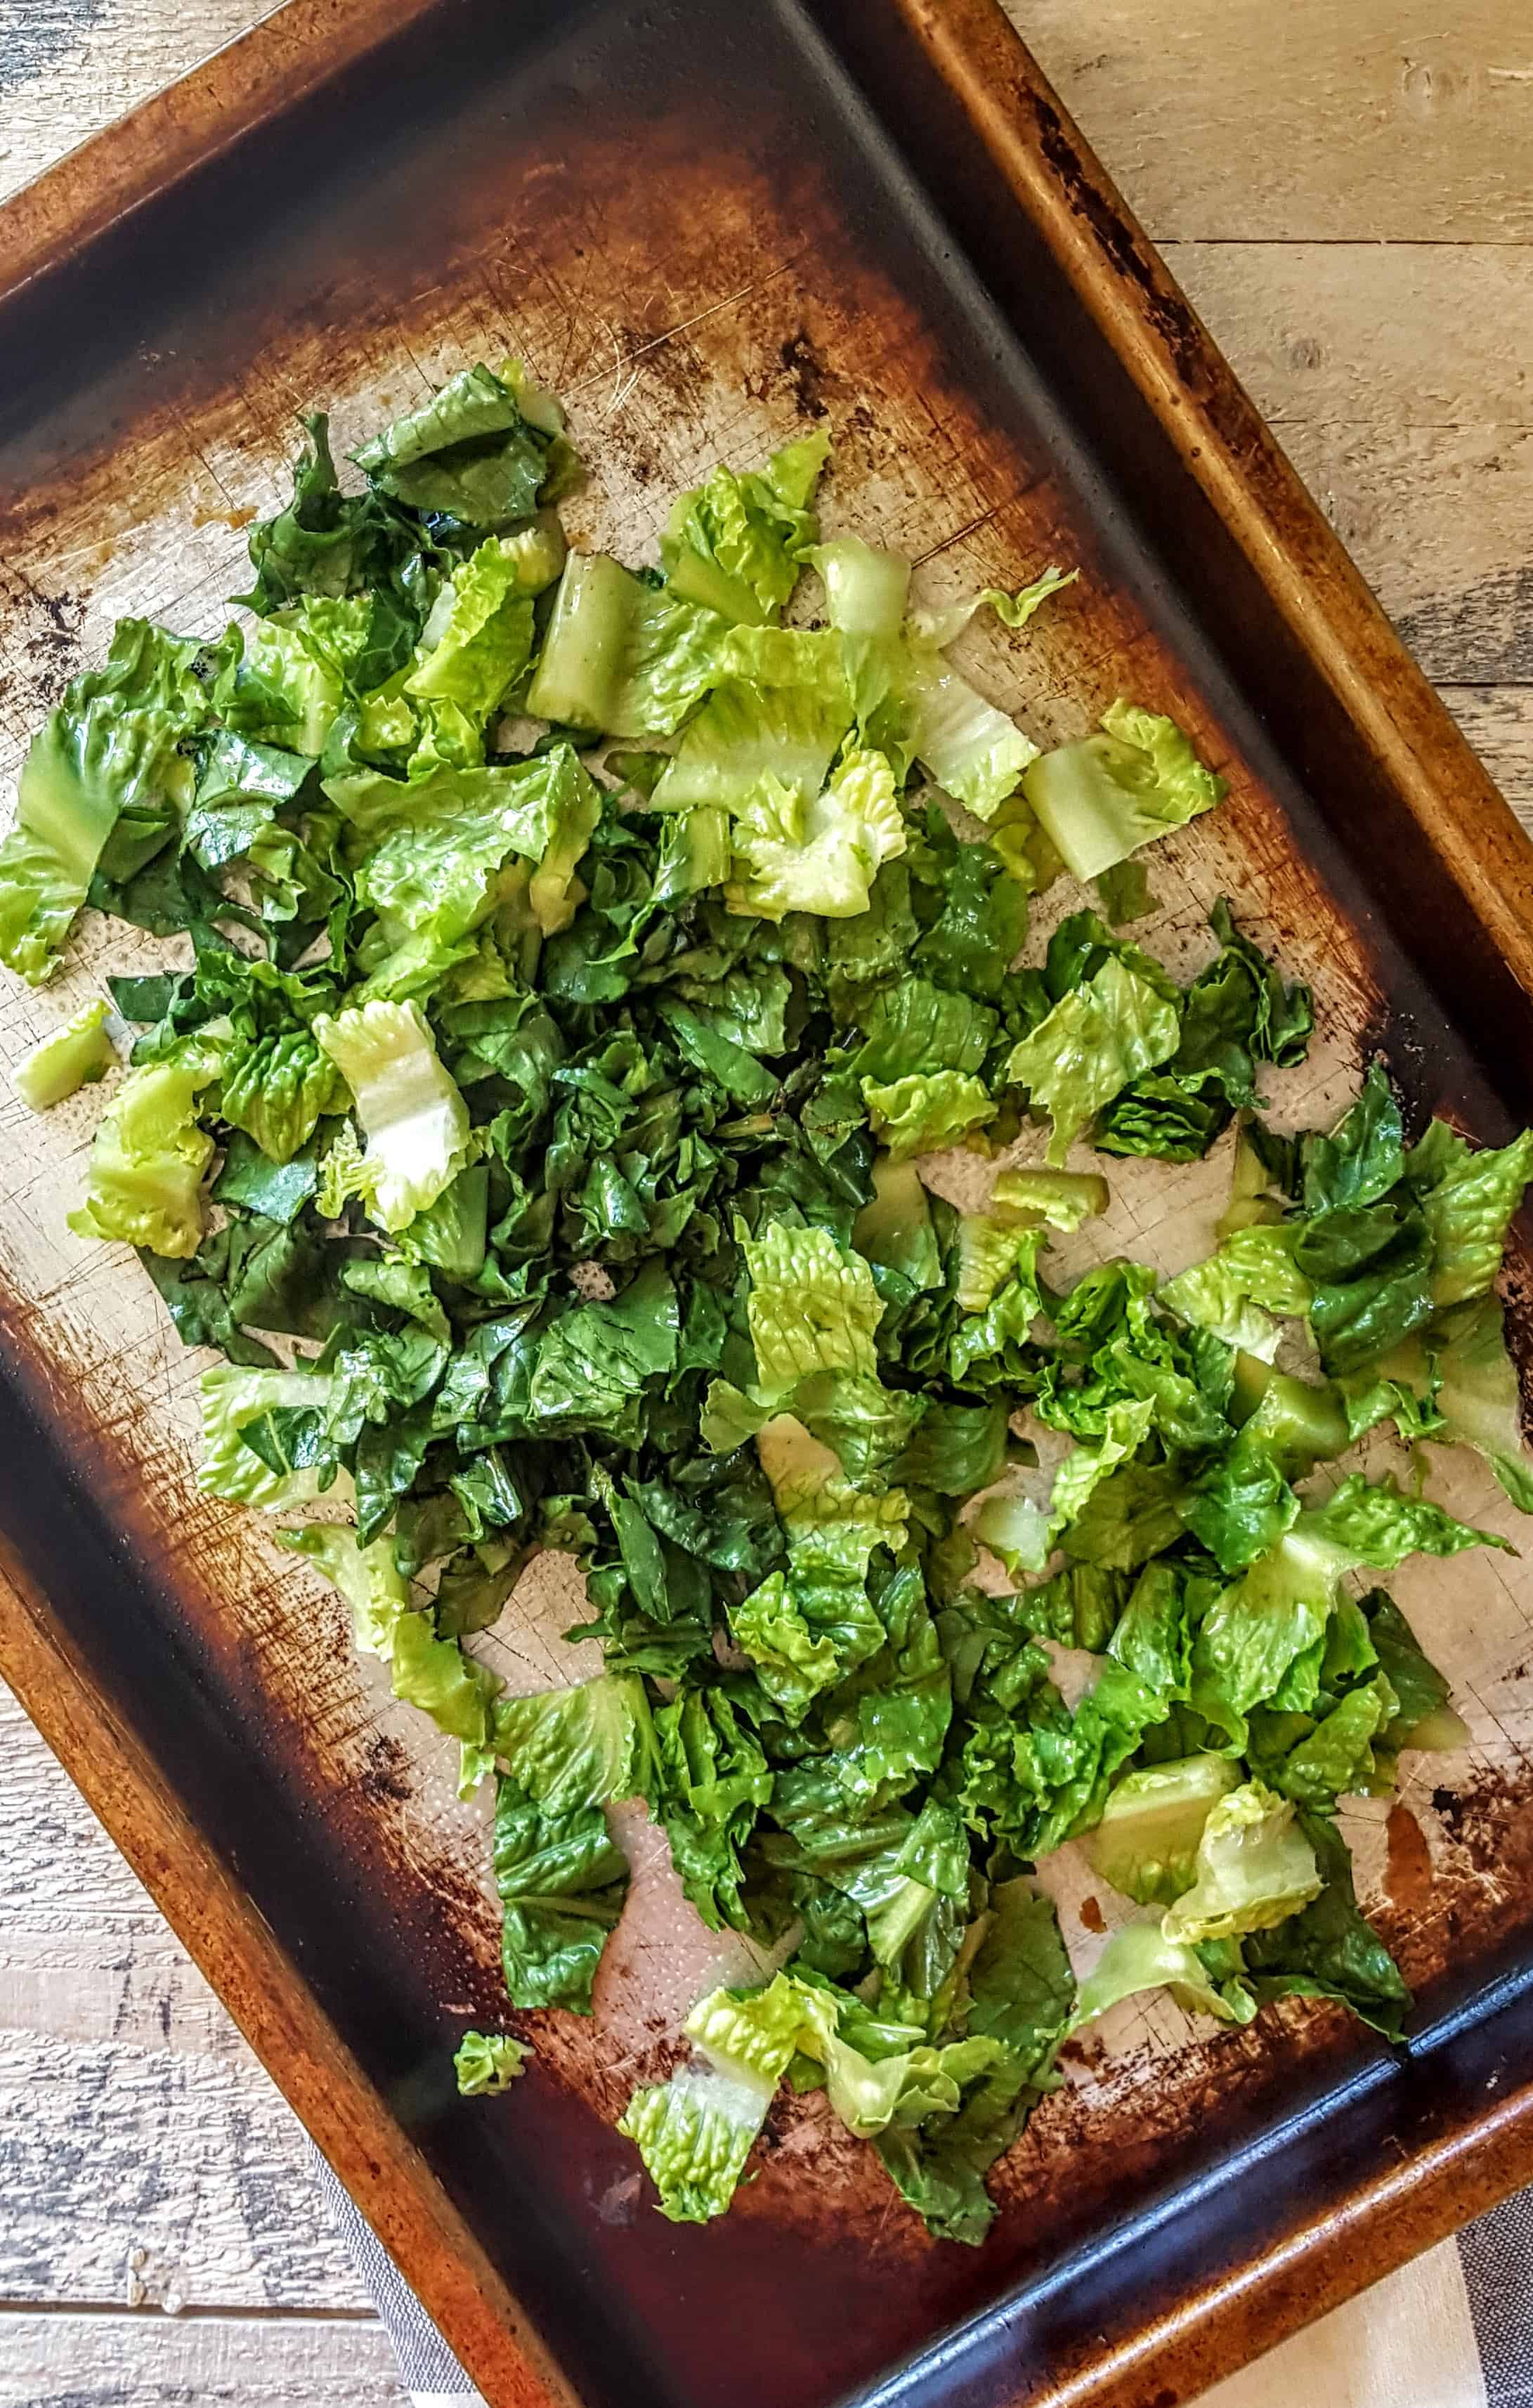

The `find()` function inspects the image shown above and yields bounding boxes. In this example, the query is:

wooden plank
[0,0,277,206]
[1441,690,1533,826]
[1160,243,1533,684]
[0,1687,369,2313]
[0,2309,407,2405]
[1007,0,1533,244]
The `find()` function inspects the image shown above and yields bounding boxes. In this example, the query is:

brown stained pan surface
[3,4,1533,2407]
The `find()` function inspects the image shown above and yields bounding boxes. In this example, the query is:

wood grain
[0,4,1529,2407]
[1007,0,1533,243]
[0,1689,368,2314]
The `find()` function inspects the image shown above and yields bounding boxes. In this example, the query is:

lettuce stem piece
[11,997,116,1110]
[315,999,471,1232]
[1022,701,1225,883]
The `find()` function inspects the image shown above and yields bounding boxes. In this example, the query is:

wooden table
[1,4,1529,2402]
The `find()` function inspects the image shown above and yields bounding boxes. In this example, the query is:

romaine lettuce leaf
[1407,1119,1533,1308]
[727,748,906,921]
[403,535,537,727]
[333,743,600,942]
[1160,1778,1322,1944]
[663,432,828,623]
[351,362,558,525]
[314,1001,471,1232]
[526,554,730,736]
[197,1363,335,1509]
[653,629,854,812]
[1006,954,1180,1165]
[863,1071,998,1162]
[1021,701,1225,882]
[1072,1920,1255,2028]
[11,997,116,1110]
[453,2029,530,2095]
[1084,1753,1241,1907]
[744,1221,883,1395]
[493,1775,629,2012]
[1160,1226,1312,1361]
[0,619,207,983]
[68,1041,221,1257]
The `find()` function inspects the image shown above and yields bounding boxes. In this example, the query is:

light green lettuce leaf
[1083,1753,1242,1907]
[808,534,911,640]
[744,1221,883,1395]
[0,619,207,983]
[1161,1778,1322,1944]
[863,1072,998,1162]
[403,536,537,724]
[907,564,1077,651]
[216,597,370,755]
[955,1213,1037,1313]
[726,748,906,921]
[1192,1474,1507,1736]
[1418,1295,1533,1511]
[1269,1672,1400,1809]
[1406,1120,1533,1308]
[197,1363,335,1509]
[1048,1397,1156,1544]
[989,1164,1109,1232]
[1160,1225,1312,1361]
[333,743,600,942]
[618,2067,774,2223]
[1071,1919,1255,2027]
[453,2029,530,2095]
[11,997,116,1110]
[653,627,855,812]
[1007,955,1180,1166]
[279,1521,405,1655]
[852,1154,944,1291]
[899,648,1038,819]
[68,1040,221,1257]
[620,1970,830,2222]
[279,1521,500,1751]
[525,554,730,736]
[488,1673,656,1814]
[315,1000,471,1232]
[662,432,829,623]
[1022,700,1225,883]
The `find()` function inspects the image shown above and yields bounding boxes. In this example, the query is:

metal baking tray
[3,2,1533,2402]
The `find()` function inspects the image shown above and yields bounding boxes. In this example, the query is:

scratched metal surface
[0,3,1530,2405]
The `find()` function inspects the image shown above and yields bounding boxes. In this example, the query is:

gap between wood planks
[0,2296,379,2321]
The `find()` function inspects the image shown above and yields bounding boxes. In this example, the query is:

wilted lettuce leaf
[493,1775,629,2012]
[351,363,559,526]
[1007,955,1180,1166]
[0,619,207,983]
